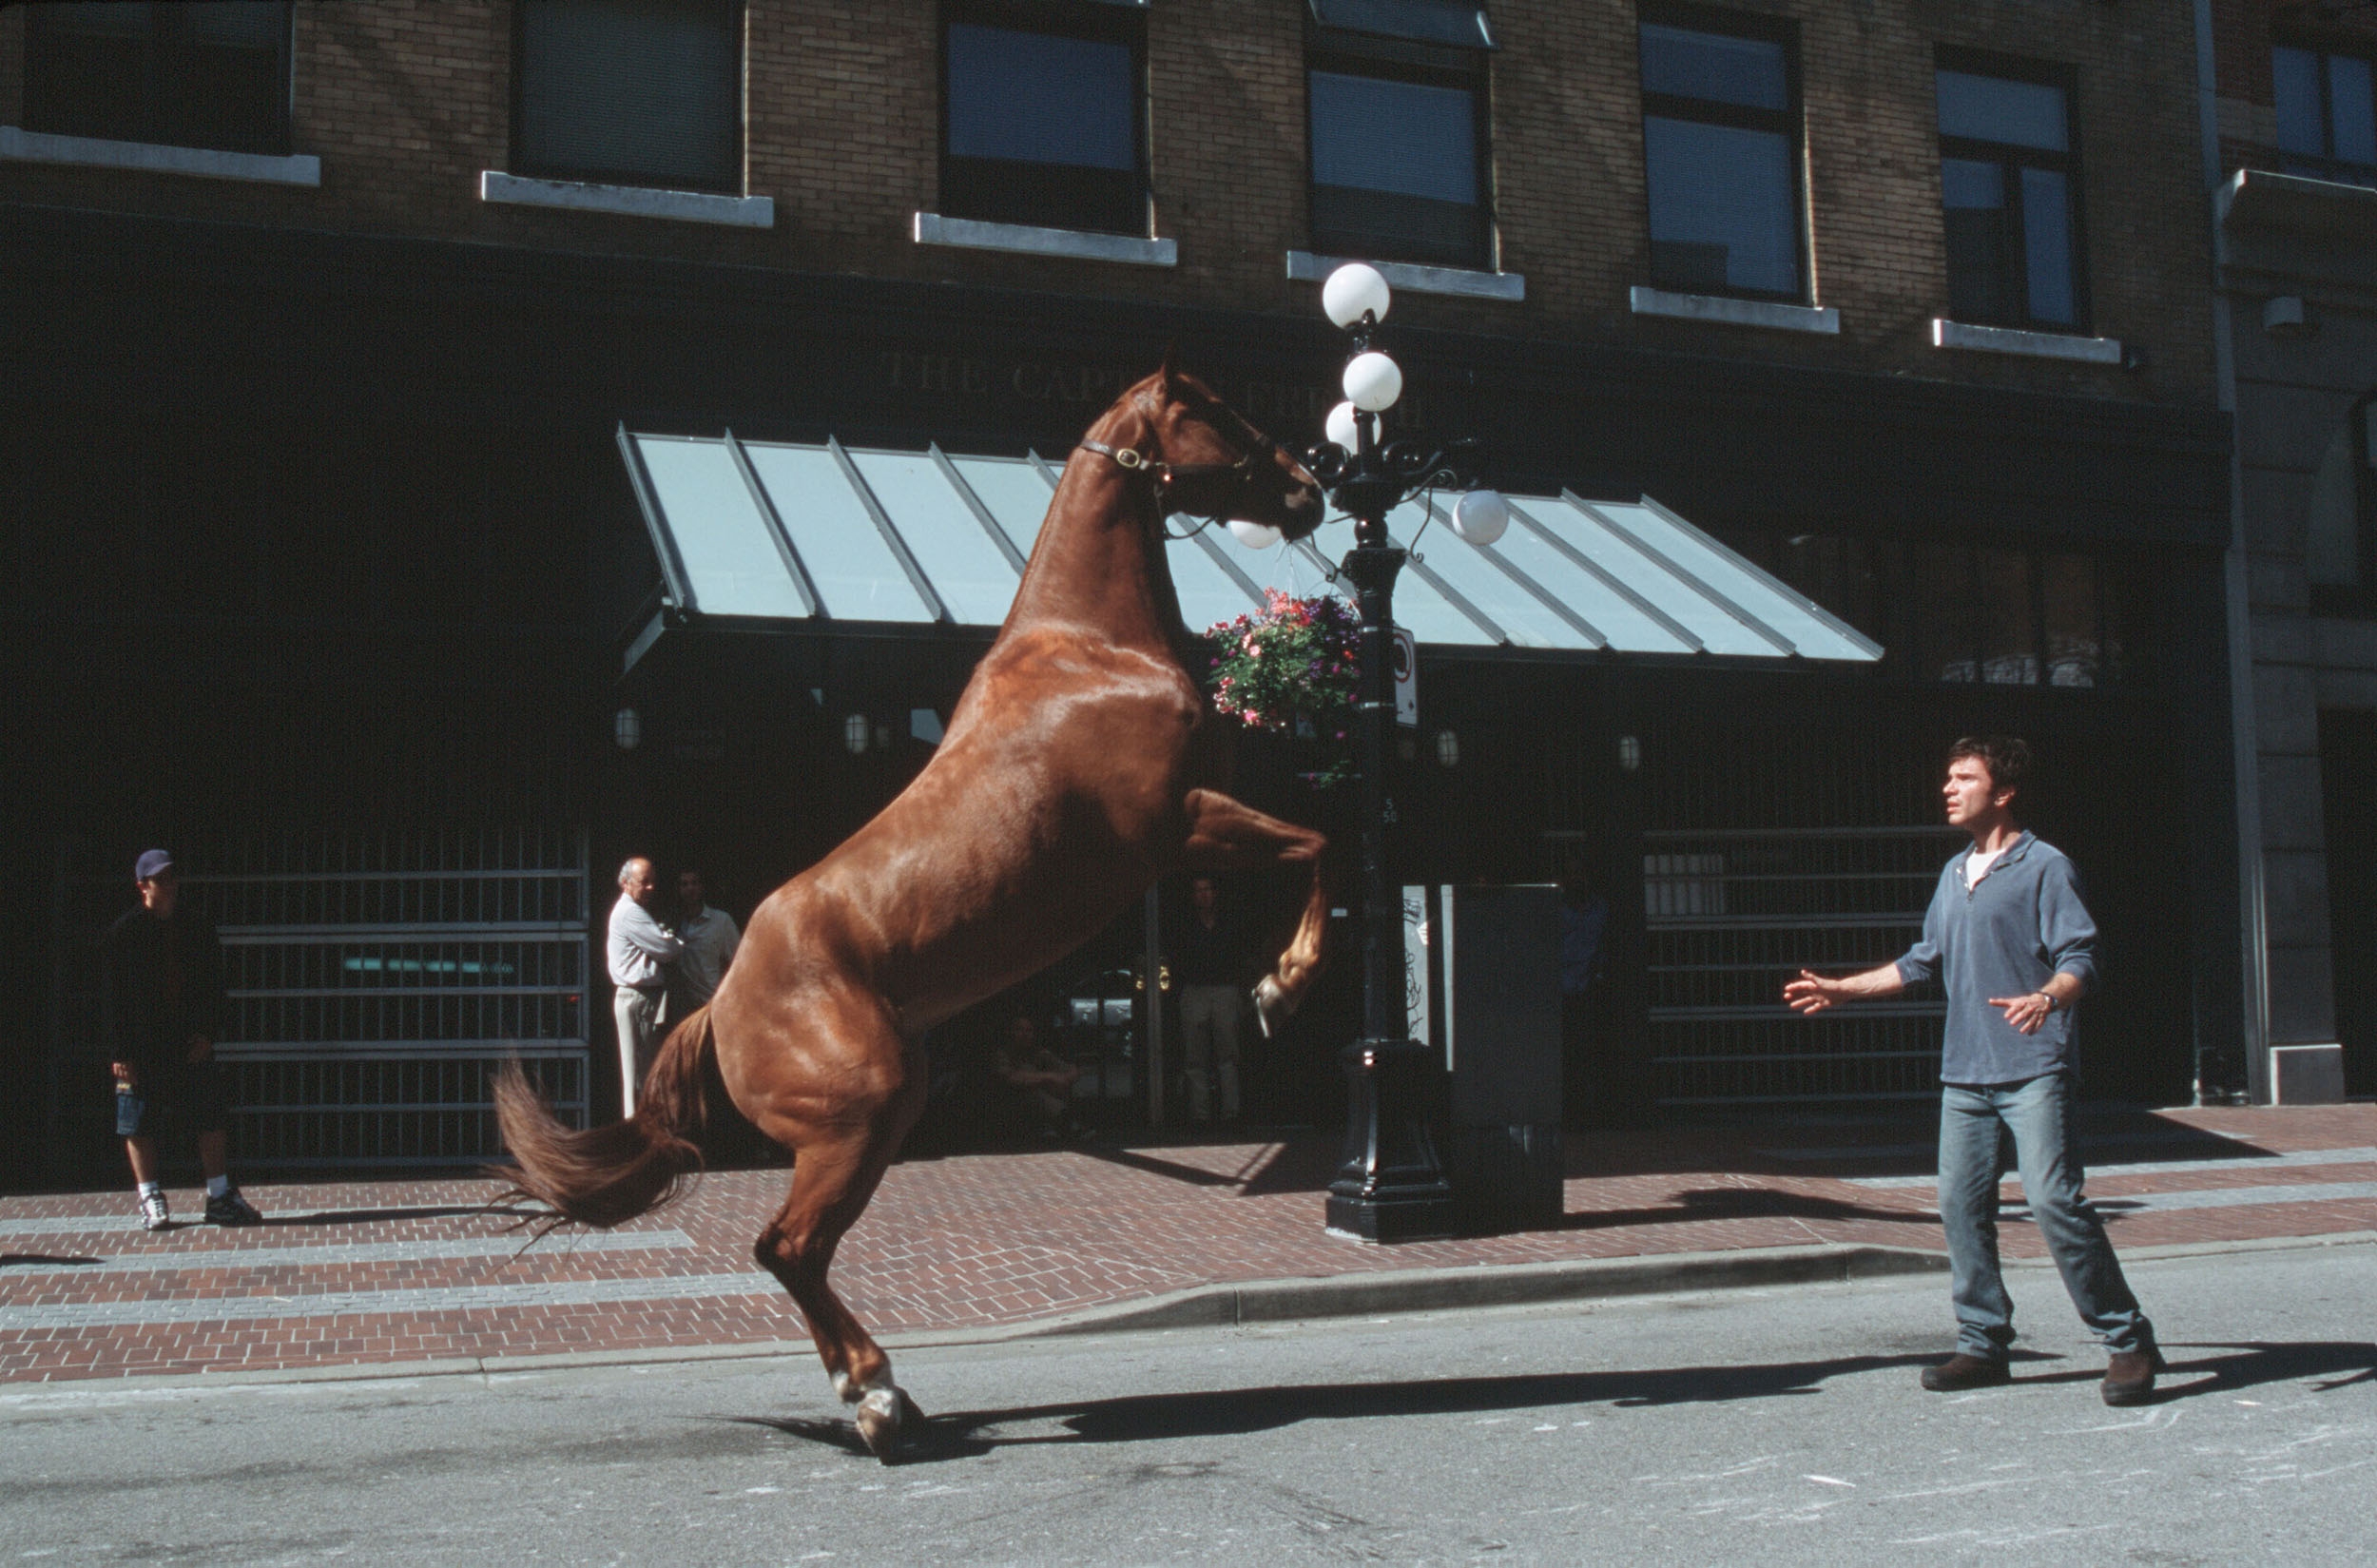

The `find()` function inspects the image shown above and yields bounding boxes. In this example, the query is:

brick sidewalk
[3,1104,2369,1384]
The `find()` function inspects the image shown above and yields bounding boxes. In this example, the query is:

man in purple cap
[103,850,263,1230]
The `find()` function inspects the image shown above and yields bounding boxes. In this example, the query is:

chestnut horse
[497,362,1331,1459]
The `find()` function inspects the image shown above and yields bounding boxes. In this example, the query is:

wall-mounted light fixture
[2263,295,2312,339]
[1434,728,1459,767]
[1617,734,1642,771]
[613,707,641,751]
[843,713,869,754]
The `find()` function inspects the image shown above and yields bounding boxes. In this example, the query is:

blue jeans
[1938,1074,2155,1361]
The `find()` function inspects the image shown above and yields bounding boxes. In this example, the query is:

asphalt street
[3,1242,2371,1566]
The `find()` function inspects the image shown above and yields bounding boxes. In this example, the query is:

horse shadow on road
[722,1339,2377,1462]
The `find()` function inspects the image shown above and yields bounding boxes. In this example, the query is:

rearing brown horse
[497,360,1332,1459]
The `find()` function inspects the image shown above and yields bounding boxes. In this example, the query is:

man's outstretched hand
[1784,970,1849,1016]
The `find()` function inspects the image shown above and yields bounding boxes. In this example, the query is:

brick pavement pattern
[2,1106,2369,1384]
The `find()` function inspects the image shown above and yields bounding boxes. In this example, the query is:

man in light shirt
[606,857,681,1118]
[672,867,740,1011]
[1785,736,2163,1406]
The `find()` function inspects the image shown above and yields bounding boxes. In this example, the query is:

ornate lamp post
[1304,264,1508,1242]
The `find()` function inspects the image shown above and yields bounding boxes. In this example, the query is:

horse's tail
[493,1005,718,1229]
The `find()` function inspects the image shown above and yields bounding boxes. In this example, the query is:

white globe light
[1321,262,1391,328]
[1343,351,1402,413]
[1452,489,1510,546]
[1227,519,1284,551]
[1324,399,1365,453]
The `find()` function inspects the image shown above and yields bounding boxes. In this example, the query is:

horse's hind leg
[744,994,928,1461]
[1179,787,1331,1036]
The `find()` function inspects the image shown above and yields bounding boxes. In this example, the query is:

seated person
[991,1015,1090,1141]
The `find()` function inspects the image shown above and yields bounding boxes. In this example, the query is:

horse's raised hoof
[853,1385,924,1462]
[1252,976,1299,1039]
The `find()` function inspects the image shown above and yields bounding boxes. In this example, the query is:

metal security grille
[1646,826,1953,1104]
[51,829,590,1168]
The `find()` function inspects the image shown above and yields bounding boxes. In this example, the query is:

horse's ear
[1159,342,1181,395]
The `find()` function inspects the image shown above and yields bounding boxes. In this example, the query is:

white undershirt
[1965,845,2006,887]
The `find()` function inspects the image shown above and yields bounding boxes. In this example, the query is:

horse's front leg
[1178,787,1331,1036]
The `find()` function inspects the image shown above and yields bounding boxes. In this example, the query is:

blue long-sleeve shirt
[1896,831,2098,1084]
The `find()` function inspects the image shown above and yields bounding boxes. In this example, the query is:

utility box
[1416,883,1565,1231]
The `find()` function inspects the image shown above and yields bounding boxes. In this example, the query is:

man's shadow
[723,1339,2377,1462]
[2004,1340,2377,1403]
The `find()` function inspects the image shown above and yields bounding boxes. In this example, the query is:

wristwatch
[2035,990,2058,1012]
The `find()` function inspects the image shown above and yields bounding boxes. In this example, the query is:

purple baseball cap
[134,849,175,881]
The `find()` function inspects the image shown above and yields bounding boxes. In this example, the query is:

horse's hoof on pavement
[854,1386,911,1462]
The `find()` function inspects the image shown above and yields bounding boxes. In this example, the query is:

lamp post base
[1324,1192,1457,1244]
[1325,1036,1456,1244]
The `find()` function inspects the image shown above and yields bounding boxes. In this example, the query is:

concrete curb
[7,1231,2367,1400]
[0,1242,1948,1398]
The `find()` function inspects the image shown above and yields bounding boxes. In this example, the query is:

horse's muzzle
[1279,480,1326,540]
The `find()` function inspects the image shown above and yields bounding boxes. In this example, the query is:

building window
[940,1,1148,236]
[2274,45,2377,188]
[1748,532,2145,689]
[2307,395,2377,616]
[1914,544,2130,687]
[1936,64,2084,331]
[513,0,744,193]
[1636,12,1804,300]
[21,1,293,156]
[1306,10,1494,268]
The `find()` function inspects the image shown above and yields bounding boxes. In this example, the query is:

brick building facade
[2,1,2245,1176]
[2201,0,2377,1102]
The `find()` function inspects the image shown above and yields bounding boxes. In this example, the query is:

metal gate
[1644,826,1952,1104]
[50,829,590,1168]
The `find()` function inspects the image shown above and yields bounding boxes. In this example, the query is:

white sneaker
[139,1191,171,1231]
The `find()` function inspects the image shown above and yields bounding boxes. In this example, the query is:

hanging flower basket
[1205,590,1362,784]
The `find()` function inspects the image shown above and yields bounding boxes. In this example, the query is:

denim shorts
[114,1062,231,1137]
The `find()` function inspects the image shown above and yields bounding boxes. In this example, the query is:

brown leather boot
[2100,1348,2167,1406]
[1920,1353,2012,1392]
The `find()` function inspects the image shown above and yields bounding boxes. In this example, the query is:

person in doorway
[1784,736,2165,1405]
[671,867,741,1013]
[606,856,681,1119]
[1557,860,1613,1125]
[991,1014,1088,1142]
[1170,875,1253,1123]
[102,850,263,1230]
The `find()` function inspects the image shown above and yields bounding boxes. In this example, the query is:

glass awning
[618,427,1883,666]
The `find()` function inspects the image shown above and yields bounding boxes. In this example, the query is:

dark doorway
[2318,708,2377,1094]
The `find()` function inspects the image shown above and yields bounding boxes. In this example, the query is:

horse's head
[1121,355,1326,541]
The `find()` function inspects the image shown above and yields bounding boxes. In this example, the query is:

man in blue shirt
[1785,737,2163,1406]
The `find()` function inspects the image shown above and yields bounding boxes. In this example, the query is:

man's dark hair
[1947,735,2031,801]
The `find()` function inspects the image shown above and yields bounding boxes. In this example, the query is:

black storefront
[1,203,2239,1183]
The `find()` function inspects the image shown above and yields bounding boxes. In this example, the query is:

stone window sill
[1930,318,2120,364]
[479,170,774,227]
[1285,250,1523,301]
[913,213,1177,265]
[0,126,319,185]
[1630,286,1837,334]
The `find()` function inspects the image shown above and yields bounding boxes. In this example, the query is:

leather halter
[1076,421,1281,500]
